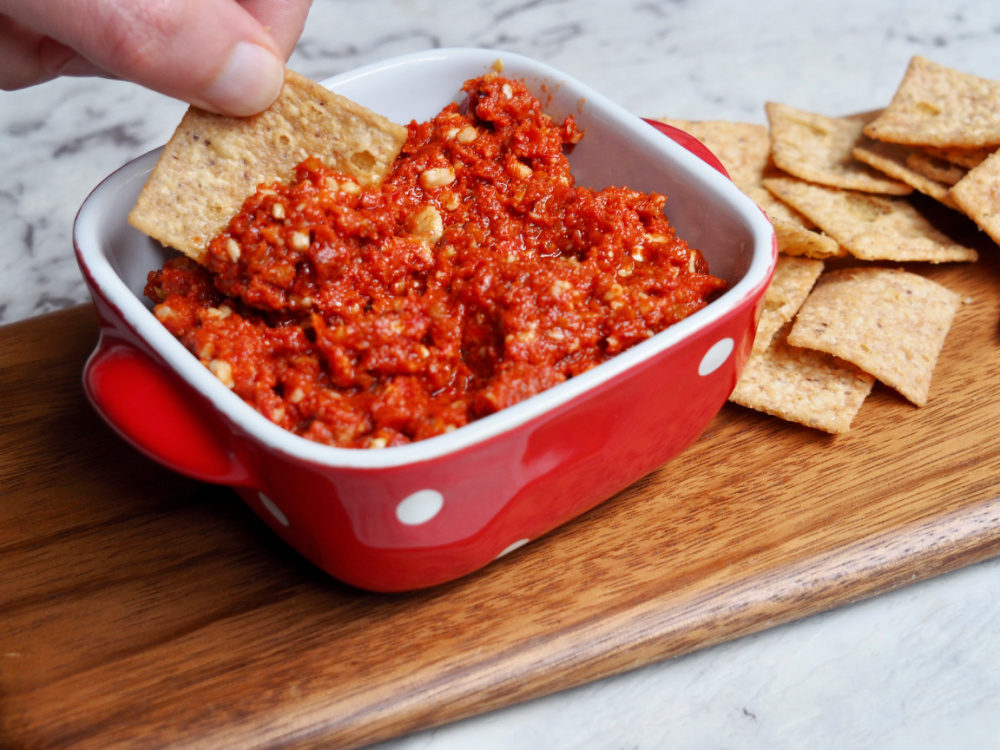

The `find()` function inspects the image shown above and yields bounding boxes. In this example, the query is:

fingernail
[201,42,285,116]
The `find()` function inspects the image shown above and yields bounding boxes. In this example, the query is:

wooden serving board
[4,207,1000,749]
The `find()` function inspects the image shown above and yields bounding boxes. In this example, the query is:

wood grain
[3,204,1000,749]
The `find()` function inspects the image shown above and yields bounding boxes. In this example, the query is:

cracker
[905,151,967,186]
[129,69,408,264]
[754,256,825,352]
[660,118,843,259]
[730,324,875,434]
[763,176,978,263]
[749,180,845,259]
[765,102,911,195]
[787,267,961,406]
[950,148,1000,246]
[863,56,1000,148]
[744,184,843,258]
[923,145,994,169]
[769,216,845,259]
[851,139,958,209]
[657,119,771,191]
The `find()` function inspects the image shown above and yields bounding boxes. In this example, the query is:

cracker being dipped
[129,69,408,264]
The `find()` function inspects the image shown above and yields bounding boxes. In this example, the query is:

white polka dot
[698,337,734,376]
[259,492,290,527]
[496,539,530,558]
[395,489,444,526]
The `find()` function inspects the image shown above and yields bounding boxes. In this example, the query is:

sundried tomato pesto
[146,74,727,449]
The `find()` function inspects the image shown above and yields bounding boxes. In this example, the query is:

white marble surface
[3,0,999,746]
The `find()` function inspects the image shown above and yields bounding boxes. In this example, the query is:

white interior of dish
[75,47,775,469]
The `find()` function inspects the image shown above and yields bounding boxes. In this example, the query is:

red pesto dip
[146,73,727,449]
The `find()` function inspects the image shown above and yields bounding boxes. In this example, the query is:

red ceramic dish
[74,48,776,592]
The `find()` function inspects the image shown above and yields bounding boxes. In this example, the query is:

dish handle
[83,335,256,486]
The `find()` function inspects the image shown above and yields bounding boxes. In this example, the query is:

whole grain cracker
[787,267,961,406]
[748,183,845,259]
[769,216,845,259]
[660,118,843,259]
[851,139,959,209]
[129,69,408,264]
[923,144,994,169]
[950,148,1000,246]
[863,56,1000,148]
[730,324,874,434]
[656,119,771,191]
[754,256,825,352]
[763,176,978,263]
[905,151,967,186]
[765,102,911,195]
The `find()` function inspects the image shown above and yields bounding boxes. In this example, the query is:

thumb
[11,0,287,116]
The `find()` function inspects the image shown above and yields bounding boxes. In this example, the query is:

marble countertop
[3,0,999,746]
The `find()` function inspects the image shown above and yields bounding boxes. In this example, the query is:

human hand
[0,0,313,116]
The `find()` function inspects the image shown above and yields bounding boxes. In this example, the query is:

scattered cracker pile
[662,55,999,434]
